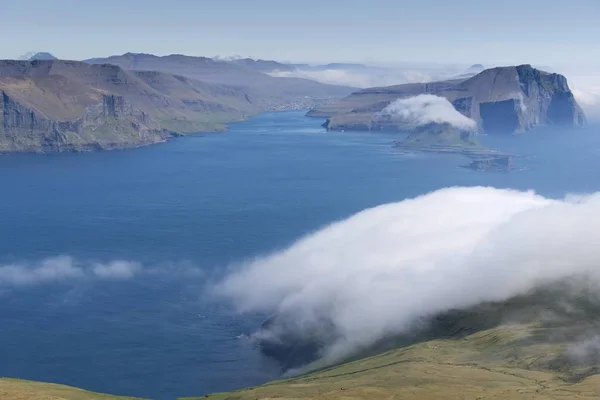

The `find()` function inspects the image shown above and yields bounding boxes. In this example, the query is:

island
[391,123,514,171]
[311,64,586,134]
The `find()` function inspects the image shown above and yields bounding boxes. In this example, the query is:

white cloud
[0,256,84,285]
[375,94,477,131]
[0,256,142,286]
[563,70,600,120]
[215,187,600,365]
[568,335,600,364]
[92,260,141,279]
[269,68,445,88]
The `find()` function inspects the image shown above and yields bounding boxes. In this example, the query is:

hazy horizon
[3,0,599,68]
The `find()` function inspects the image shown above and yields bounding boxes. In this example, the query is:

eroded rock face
[480,99,521,133]
[318,65,586,134]
[1,92,170,153]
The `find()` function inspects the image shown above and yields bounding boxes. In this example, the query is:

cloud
[0,256,141,286]
[375,94,477,131]
[563,70,600,120]
[92,260,141,279]
[568,335,600,365]
[269,67,450,88]
[214,187,600,365]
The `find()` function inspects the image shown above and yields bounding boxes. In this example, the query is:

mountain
[18,52,58,61]
[17,52,38,60]
[311,65,586,133]
[28,52,57,61]
[466,63,485,74]
[84,53,355,109]
[0,59,264,152]
[455,63,486,79]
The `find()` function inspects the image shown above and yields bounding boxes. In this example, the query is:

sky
[2,0,599,67]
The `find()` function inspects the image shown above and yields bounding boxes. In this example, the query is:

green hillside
[193,322,600,400]
[0,378,145,400]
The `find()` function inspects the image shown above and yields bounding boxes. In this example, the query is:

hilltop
[313,65,586,133]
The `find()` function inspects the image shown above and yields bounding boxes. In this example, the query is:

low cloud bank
[0,256,141,286]
[215,187,600,364]
[269,67,456,88]
[375,94,477,131]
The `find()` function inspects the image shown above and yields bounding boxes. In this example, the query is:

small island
[391,122,513,172]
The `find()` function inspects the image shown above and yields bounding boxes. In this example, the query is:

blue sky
[2,0,599,66]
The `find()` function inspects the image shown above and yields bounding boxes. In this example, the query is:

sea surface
[0,111,599,399]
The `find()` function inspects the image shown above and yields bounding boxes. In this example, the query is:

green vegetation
[187,322,599,400]
[4,288,600,399]
[0,378,145,400]
[391,123,505,159]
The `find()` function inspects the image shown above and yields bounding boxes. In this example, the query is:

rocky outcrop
[465,156,513,172]
[315,65,586,134]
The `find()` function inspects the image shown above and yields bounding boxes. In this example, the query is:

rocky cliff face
[316,65,586,133]
[1,91,170,153]
[0,59,268,152]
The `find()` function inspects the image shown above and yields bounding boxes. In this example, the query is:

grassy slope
[193,323,600,400]
[0,378,145,400]
[3,319,599,399]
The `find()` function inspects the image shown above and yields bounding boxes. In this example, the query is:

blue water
[0,111,599,399]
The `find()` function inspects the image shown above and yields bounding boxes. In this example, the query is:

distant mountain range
[84,53,353,108]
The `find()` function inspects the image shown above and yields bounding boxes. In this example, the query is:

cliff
[314,65,586,133]
[1,91,173,152]
[0,59,264,152]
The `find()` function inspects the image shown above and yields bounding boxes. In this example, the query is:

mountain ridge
[0,57,354,153]
[84,53,355,109]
